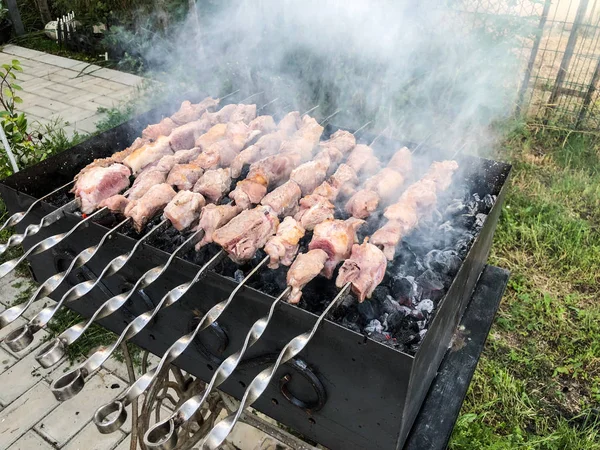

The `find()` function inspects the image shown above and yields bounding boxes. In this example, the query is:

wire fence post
[576,54,600,127]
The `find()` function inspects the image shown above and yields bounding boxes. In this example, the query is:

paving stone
[0,347,17,375]
[19,79,55,93]
[62,421,126,450]
[73,114,107,134]
[2,45,46,59]
[0,382,60,449]
[60,90,98,104]
[83,83,115,96]
[106,71,143,87]
[36,97,73,113]
[32,53,83,69]
[19,104,55,119]
[21,296,56,321]
[7,430,55,450]
[113,436,134,450]
[52,107,98,125]
[35,370,127,447]
[0,273,33,307]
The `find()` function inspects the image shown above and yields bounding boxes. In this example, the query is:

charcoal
[445,200,469,217]
[341,310,362,333]
[387,312,420,344]
[357,298,380,322]
[381,296,407,315]
[455,214,476,229]
[424,250,462,276]
[234,269,244,283]
[475,213,487,228]
[482,194,496,211]
[416,270,445,301]
[415,299,434,314]
[365,319,383,334]
[368,332,395,346]
[391,276,420,305]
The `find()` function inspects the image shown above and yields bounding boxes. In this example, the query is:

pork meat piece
[195,203,242,249]
[314,147,343,175]
[129,169,167,201]
[125,183,177,232]
[308,217,365,278]
[249,115,277,134]
[260,180,302,217]
[371,220,405,260]
[382,200,419,230]
[286,249,329,304]
[344,189,380,219]
[294,194,335,231]
[290,161,328,195]
[229,104,257,123]
[279,138,315,163]
[73,163,131,214]
[387,147,412,175]
[212,205,279,263]
[397,179,437,211]
[123,136,173,174]
[364,168,405,203]
[423,160,459,191]
[171,97,220,125]
[99,194,129,214]
[346,144,380,176]
[248,153,301,187]
[229,179,268,209]
[293,115,324,145]
[193,168,232,203]
[329,164,358,198]
[229,133,286,178]
[168,118,212,151]
[319,130,356,154]
[142,117,177,141]
[312,181,338,201]
[194,123,228,150]
[173,147,203,164]
[163,190,206,231]
[110,137,148,164]
[277,111,302,135]
[166,164,204,191]
[264,217,305,269]
[335,241,387,302]
[224,121,261,151]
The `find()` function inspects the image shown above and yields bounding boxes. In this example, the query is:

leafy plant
[0,1,9,23]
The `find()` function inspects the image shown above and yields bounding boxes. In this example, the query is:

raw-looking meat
[293,194,335,231]
[294,115,324,145]
[168,118,212,151]
[129,170,167,201]
[125,183,176,232]
[142,118,176,141]
[194,123,228,150]
[170,97,220,125]
[290,160,328,195]
[229,104,257,123]
[344,189,380,219]
[314,147,343,175]
[212,205,279,263]
[195,203,242,249]
[364,168,405,203]
[249,115,277,134]
[395,179,438,212]
[166,164,204,191]
[279,138,315,163]
[229,179,268,209]
[335,240,387,302]
[286,249,329,304]
[99,194,129,214]
[260,180,302,217]
[193,168,232,203]
[73,163,131,214]
[277,111,302,135]
[386,147,412,175]
[345,144,380,176]
[319,130,356,154]
[163,190,206,231]
[383,200,420,229]
[264,217,305,269]
[329,164,359,198]
[370,220,406,261]
[423,160,459,191]
[172,147,203,164]
[308,217,365,278]
[123,136,173,174]
[229,134,284,178]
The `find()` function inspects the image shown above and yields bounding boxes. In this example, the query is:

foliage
[0,1,9,23]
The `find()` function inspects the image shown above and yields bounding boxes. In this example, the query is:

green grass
[450,126,600,449]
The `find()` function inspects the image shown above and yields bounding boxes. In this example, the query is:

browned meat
[166,164,204,191]
[386,147,412,175]
[212,205,279,263]
[370,220,405,261]
[123,136,173,175]
[129,170,167,201]
[173,147,202,164]
[329,164,359,198]
[264,217,305,269]
[308,217,365,278]
[395,179,438,212]
[346,144,380,176]
[193,168,232,203]
[312,181,338,201]
[260,180,302,217]
[194,123,228,150]
[229,180,268,209]
[195,203,242,248]
[110,137,148,164]
[73,163,131,214]
[208,104,237,124]
[163,190,206,231]
[125,183,177,232]
[142,118,176,141]
[225,121,261,150]
[229,134,284,178]
[363,168,405,203]
[247,153,302,187]
[171,98,220,125]
[293,115,324,145]
[279,138,315,163]
[422,160,459,191]
[383,200,420,228]
[249,115,277,134]
[277,111,302,135]
[286,249,329,304]
[294,194,335,231]
[290,161,328,195]
[229,104,257,123]
[314,147,343,175]
[344,189,380,219]
[319,130,356,154]
[335,241,387,302]
[168,118,212,151]
[99,194,129,214]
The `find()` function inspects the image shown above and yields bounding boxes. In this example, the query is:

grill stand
[123,265,508,450]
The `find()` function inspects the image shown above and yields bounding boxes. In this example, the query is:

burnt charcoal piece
[416,270,445,302]
[415,299,434,315]
[455,214,476,229]
[475,213,487,228]
[391,276,421,306]
[444,200,469,217]
[341,309,363,333]
[423,250,462,277]
[381,296,408,315]
[386,312,420,345]
[357,298,381,322]
[365,319,384,334]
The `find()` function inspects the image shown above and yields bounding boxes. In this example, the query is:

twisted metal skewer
[0,180,74,233]
[50,249,226,401]
[199,283,352,450]
[0,199,78,257]
[0,217,131,333]
[35,227,205,368]
[143,286,292,449]
[93,255,269,434]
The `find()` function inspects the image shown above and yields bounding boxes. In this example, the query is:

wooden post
[34,0,52,24]
[5,0,25,36]
[576,55,600,128]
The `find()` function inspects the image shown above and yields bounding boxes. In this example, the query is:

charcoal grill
[0,95,511,450]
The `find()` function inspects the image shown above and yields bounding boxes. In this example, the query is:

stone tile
[7,430,54,450]
[83,84,114,96]
[101,70,143,87]
[35,97,72,113]
[20,104,54,120]
[51,107,98,125]
[0,274,33,307]
[43,357,82,386]
[94,79,132,92]
[91,96,122,108]
[35,370,127,447]
[113,436,134,450]
[0,383,60,449]
[45,82,79,95]
[62,421,126,450]
[21,296,56,321]
[0,347,17,375]
[19,79,55,93]
[2,44,46,59]
[60,90,98,104]
[103,356,131,382]
[32,53,83,69]
[73,114,106,134]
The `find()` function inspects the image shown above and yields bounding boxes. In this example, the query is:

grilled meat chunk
[346,144,380,176]
[364,168,405,203]
[386,147,412,175]
[382,200,419,229]
[314,147,343,175]
[329,163,359,199]
[125,183,177,232]
[264,217,305,269]
[311,181,337,201]
[168,119,212,151]
[249,115,277,134]
[344,189,380,219]
[163,190,206,231]
[129,169,167,201]
[261,180,302,217]
[73,163,131,214]
[370,220,406,261]
[229,104,257,123]
[290,160,328,195]
[212,205,279,263]
[247,153,302,188]
[319,129,356,154]
[99,194,129,214]
[308,217,365,278]
[193,168,232,203]
[123,136,173,175]
[170,98,219,125]
[229,179,268,209]
[277,111,302,135]
[336,241,387,302]
[142,118,176,141]
[194,123,228,150]
[167,164,204,191]
[423,160,459,191]
[286,249,329,304]
[393,179,438,212]
[195,203,242,249]
[173,147,203,164]
[294,194,335,231]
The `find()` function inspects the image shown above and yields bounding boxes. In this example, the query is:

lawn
[450,124,600,449]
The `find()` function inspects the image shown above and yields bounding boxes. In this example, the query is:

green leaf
[1,64,10,71]
[12,65,23,72]
[3,88,13,98]
[8,71,16,79]
[11,59,20,66]
[12,84,22,91]
[13,97,23,104]
[0,110,9,118]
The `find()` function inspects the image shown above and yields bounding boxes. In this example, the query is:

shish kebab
[3,105,321,351]
[92,125,378,434]
[49,110,351,400]
[0,97,271,332]
[198,158,459,450]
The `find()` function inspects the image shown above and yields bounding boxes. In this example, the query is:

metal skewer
[0,217,131,333]
[143,286,292,449]
[0,180,74,233]
[93,255,270,433]
[199,283,352,450]
[50,249,226,401]
[35,227,205,368]
[302,105,320,116]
